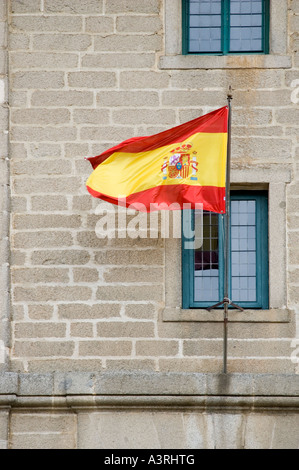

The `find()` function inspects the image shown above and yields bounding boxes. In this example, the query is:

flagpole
[223,86,233,374]
[206,89,243,370]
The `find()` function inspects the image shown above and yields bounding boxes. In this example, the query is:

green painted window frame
[182,190,269,309]
[182,0,270,55]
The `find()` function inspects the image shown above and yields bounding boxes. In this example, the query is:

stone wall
[7,0,298,375]
[0,0,9,372]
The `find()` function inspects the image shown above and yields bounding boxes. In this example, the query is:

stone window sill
[162,308,291,323]
[159,54,292,70]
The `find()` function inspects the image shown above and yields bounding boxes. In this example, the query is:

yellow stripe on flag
[86,132,227,199]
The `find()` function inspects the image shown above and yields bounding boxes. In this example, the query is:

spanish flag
[86,106,228,213]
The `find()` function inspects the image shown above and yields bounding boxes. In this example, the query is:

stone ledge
[1,395,299,412]
[159,55,292,70]
[0,372,298,398]
[162,307,291,323]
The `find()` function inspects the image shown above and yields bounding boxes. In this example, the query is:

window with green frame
[182,191,269,309]
[182,0,270,55]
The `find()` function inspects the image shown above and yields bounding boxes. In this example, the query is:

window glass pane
[190,15,221,27]
[229,0,264,52]
[188,0,222,53]
[193,199,258,303]
[185,0,267,54]
[194,211,219,302]
[230,199,257,302]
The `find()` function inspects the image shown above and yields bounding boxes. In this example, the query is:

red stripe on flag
[86,184,226,214]
[87,106,228,170]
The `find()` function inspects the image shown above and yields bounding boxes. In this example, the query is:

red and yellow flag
[86,106,228,213]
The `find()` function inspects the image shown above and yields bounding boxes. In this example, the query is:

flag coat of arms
[86,106,228,214]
